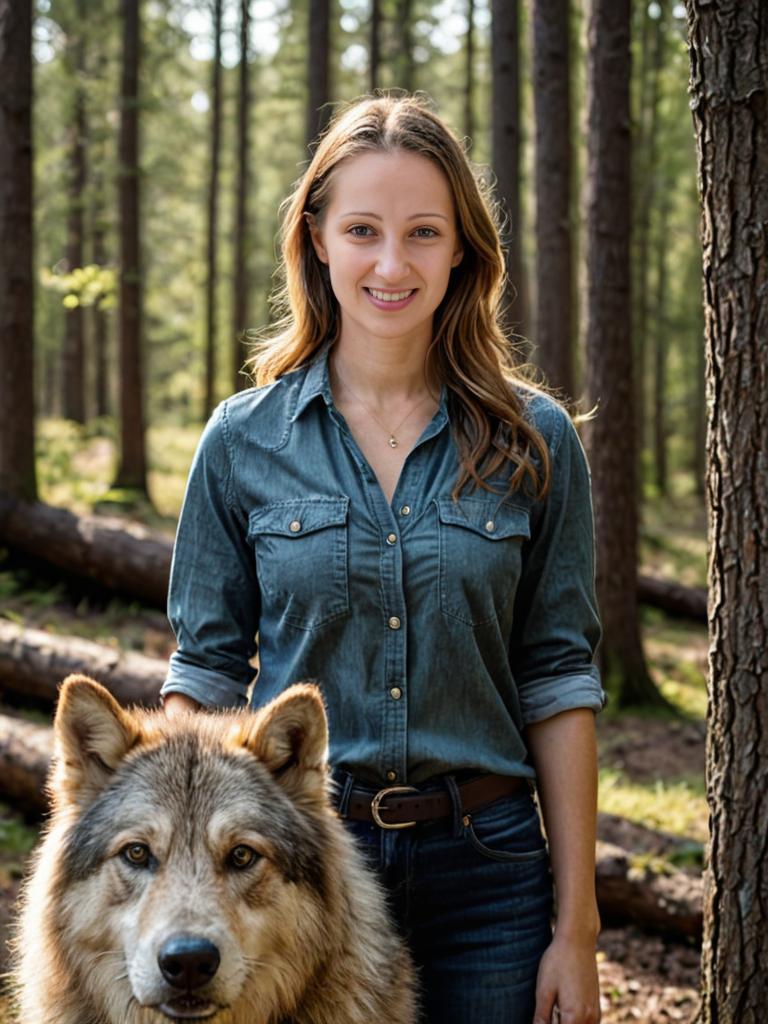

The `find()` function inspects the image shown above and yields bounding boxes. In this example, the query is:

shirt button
[289,520,302,533]
[386,770,397,782]
[386,533,397,545]
[390,687,402,700]
[388,616,401,630]
[400,505,411,516]
[485,520,495,533]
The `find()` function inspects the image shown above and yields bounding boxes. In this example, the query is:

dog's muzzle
[157,934,221,1020]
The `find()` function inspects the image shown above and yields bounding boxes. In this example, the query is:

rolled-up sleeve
[161,402,259,708]
[510,408,607,726]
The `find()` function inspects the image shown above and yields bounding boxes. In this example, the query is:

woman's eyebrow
[339,211,449,221]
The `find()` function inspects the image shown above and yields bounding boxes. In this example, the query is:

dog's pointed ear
[53,674,141,808]
[231,684,329,807]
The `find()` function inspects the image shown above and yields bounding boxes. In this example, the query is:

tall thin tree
[463,0,475,141]
[369,0,381,93]
[395,0,414,93]
[306,0,331,147]
[113,0,148,495]
[204,0,223,417]
[582,0,665,707]
[532,0,574,397]
[0,0,37,501]
[686,2,768,1018]
[62,0,88,424]
[491,0,527,340]
[232,0,251,393]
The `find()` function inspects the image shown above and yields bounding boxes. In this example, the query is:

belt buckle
[371,785,419,830]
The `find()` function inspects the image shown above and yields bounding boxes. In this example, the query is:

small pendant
[388,436,398,448]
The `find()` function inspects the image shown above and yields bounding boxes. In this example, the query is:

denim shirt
[162,349,607,785]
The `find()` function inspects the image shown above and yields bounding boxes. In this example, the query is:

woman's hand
[162,692,202,718]
[533,931,601,1024]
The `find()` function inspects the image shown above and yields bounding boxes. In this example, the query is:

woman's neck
[330,333,437,404]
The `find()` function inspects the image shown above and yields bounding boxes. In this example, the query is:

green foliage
[40,262,117,310]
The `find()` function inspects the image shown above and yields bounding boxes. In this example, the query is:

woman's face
[308,149,463,353]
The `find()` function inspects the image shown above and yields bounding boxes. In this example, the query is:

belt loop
[333,768,355,818]
[444,774,464,838]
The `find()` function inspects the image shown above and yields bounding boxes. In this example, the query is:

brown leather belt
[339,773,529,830]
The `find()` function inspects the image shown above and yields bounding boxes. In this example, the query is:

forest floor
[0,423,710,1022]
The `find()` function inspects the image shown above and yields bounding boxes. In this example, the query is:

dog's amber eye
[122,843,151,867]
[228,845,258,870]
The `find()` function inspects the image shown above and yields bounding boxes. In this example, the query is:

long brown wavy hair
[247,94,551,499]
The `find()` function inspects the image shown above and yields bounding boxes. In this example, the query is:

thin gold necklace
[334,367,432,449]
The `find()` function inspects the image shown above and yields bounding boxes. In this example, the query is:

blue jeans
[337,775,555,1024]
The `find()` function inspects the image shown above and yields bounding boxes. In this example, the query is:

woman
[163,94,606,1024]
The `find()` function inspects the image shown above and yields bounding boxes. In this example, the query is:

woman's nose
[375,239,410,282]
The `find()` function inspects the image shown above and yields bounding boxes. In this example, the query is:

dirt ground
[0,707,705,1022]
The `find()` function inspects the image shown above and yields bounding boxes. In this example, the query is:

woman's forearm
[524,707,601,942]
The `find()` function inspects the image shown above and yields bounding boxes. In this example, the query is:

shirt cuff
[519,666,608,726]
[161,656,251,708]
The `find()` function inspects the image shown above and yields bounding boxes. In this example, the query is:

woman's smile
[363,286,418,310]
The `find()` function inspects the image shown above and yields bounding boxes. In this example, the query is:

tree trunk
[652,198,669,496]
[0,620,166,708]
[114,0,148,494]
[306,0,331,146]
[582,0,666,710]
[463,0,475,141]
[62,82,87,423]
[632,1,666,460]
[394,0,414,93]
[532,0,573,398]
[0,0,37,503]
[0,497,172,607]
[232,0,251,394]
[686,2,768,1018]
[204,0,223,418]
[92,161,110,418]
[369,0,381,93]
[491,0,528,341]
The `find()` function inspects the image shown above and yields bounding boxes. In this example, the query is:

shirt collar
[291,346,335,422]
[290,342,451,428]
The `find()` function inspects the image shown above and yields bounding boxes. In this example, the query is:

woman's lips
[364,287,417,311]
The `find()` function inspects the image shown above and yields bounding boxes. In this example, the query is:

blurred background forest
[1,1,712,1020]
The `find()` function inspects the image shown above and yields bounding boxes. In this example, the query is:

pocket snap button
[289,520,302,533]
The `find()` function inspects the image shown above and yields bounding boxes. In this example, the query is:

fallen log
[0,712,50,815]
[595,839,702,941]
[0,496,172,608]
[0,620,165,708]
[637,573,707,624]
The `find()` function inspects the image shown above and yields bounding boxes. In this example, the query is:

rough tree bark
[532,0,574,398]
[114,0,148,494]
[686,2,768,1019]
[0,0,37,502]
[582,0,667,710]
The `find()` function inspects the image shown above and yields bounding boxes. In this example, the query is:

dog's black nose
[158,935,221,990]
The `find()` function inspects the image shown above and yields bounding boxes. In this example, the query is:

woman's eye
[413,226,438,238]
[228,845,260,870]
[347,224,374,237]
[122,842,151,868]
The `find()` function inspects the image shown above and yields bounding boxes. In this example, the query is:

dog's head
[48,675,335,1023]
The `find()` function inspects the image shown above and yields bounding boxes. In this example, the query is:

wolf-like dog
[12,675,417,1024]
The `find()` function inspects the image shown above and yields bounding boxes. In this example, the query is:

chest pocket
[437,497,531,627]
[249,497,349,631]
